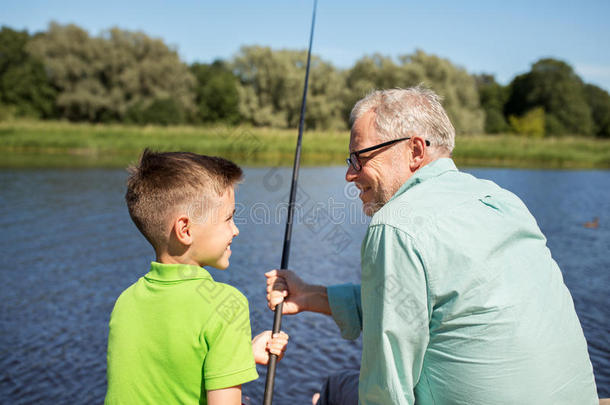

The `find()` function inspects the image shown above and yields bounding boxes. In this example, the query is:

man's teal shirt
[328,158,597,404]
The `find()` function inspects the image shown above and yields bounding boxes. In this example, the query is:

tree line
[1,23,609,137]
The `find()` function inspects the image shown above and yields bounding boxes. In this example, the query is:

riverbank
[1,120,609,169]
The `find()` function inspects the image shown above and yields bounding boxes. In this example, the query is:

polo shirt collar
[145,261,213,282]
[389,157,458,202]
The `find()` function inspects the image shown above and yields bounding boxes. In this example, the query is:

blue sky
[3,0,610,91]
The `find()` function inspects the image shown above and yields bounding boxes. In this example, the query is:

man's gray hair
[350,86,455,154]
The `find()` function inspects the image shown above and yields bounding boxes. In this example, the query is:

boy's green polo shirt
[106,262,258,404]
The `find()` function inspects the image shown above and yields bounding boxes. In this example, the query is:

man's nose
[345,164,358,182]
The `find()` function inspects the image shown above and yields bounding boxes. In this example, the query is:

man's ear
[409,136,427,171]
[173,215,193,246]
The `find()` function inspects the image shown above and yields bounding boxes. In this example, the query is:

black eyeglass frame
[346,136,430,171]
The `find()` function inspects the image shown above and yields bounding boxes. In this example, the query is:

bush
[509,107,545,137]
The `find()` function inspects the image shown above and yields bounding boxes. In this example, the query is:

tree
[474,74,510,133]
[26,22,195,123]
[343,54,405,122]
[504,58,593,136]
[0,26,56,118]
[233,46,345,129]
[190,60,240,124]
[584,84,610,138]
[344,50,484,134]
[408,51,484,134]
[125,98,185,125]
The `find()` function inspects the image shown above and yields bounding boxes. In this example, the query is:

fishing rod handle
[263,301,284,405]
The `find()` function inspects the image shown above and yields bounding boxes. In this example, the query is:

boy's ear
[174,215,193,245]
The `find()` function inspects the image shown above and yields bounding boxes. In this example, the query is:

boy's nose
[232,222,239,237]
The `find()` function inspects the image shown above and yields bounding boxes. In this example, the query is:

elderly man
[266,87,599,404]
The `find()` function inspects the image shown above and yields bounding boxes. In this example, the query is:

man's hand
[251,330,289,365]
[265,269,331,315]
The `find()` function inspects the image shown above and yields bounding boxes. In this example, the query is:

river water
[0,166,608,404]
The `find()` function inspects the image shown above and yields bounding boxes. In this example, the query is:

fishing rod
[263,0,318,404]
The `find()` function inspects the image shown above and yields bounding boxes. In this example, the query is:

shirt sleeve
[327,283,362,340]
[359,224,430,405]
[202,287,259,391]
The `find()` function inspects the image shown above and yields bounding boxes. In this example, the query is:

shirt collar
[388,158,458,203]
[144,261,213,282]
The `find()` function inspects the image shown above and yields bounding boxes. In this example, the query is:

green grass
[455,135,610,169]
[1,120,609,169]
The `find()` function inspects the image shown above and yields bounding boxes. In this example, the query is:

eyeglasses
[346,137,430,172]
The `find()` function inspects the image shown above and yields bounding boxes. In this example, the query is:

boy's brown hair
[125,149,243,250]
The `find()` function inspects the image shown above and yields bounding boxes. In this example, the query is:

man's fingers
[265,269,279,278]
[265,271,289,311]
[266,278,288,293]
[266,287,289,299]
[267,290,285,310]
[265,270,301,314]
[265,269,291,277]
[265,269,296,281]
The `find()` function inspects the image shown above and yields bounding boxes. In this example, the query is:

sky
[3,0,610,91]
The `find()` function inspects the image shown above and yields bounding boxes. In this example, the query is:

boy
[106,149,288,405]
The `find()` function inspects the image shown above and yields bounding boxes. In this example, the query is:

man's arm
[265,269,331,315]
[265,270,363,339]
[358,225,429,405]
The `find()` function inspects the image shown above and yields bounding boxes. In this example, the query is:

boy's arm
[202,287,258,395]
[207,385,242,405]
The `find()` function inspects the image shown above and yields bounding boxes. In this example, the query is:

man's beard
[361,174,406,217]
[363,200,385,216]
[362,188,393,216]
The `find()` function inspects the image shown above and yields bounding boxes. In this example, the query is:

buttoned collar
[144,261,213,282]
[388,158,458,203]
